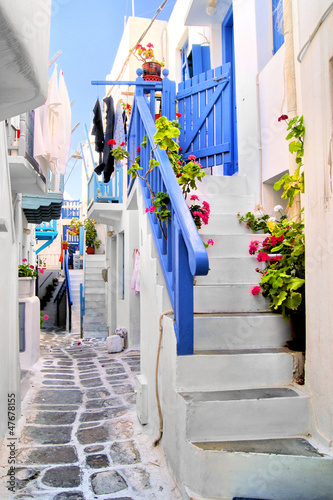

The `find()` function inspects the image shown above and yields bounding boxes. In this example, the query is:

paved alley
[0,329,182,500]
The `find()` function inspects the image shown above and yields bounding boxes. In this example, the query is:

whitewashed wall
[0,123,21,442]
[297,0,333,446]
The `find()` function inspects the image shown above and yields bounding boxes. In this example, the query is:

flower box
[19,277,35,299]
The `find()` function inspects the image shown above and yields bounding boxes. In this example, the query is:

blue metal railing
[129,71,209,355]
[87,162,123,206]
[63,248,73,332]
[36,220,58,254]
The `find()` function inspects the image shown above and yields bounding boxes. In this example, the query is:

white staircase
[68,269,84,334]
[155,175,333,499]
[83,254,108,338]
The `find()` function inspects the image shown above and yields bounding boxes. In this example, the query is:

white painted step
[194,313,291,350]
[186,438,333,500]
[199,213,253,235]
[195,174,248,196]
[176,350,294,392]
[180,387,309,442]
[194,284,269,313]
[195,257,263,284]
[197,194,254,214]
[85,287,106,295]
[200,233,265,258]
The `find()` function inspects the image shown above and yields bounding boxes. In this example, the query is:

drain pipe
[153,309,173,447]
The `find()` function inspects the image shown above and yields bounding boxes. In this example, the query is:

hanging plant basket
[142,62,162,81]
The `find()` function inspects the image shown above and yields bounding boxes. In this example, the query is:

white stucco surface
[19,296,40,371]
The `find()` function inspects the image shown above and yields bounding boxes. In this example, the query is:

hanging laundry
[57,71,71,175]
[130,249,140,294]
[91,98,104,156]
[94,96,115,182]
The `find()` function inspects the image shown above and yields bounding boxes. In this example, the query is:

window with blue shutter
[272,0,284,54]
[181,43,211,82]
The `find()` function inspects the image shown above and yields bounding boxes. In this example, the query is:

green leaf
[285,292,302,310]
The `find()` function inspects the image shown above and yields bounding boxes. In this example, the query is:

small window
[272,0,284,54]
[181,42,211,82]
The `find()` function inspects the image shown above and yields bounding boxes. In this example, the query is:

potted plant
[239,207,305,351]
[68,218,101,254]
[18,258,41,298]
[133,43,165,81]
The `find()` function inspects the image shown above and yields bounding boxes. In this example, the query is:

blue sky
[49,0,175,200]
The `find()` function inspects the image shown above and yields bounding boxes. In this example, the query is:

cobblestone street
[0,330,182,500]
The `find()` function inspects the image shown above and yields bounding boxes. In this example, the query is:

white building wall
[0,123,21,441]
[297,0,333,446]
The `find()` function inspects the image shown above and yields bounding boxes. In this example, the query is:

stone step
[85,287,106,295]
[84,301,105,310]
[194,284,269,313]
[176,349,294,392]
[180,387,309,442]
[186,438,333,500]
[85,280,105,289]
[195,257,263,285]
[194,313,291,350]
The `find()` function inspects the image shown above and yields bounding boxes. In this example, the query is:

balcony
[7,113,47,195]
[87,167,124,224]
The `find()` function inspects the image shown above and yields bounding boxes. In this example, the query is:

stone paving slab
[0,331,182,499]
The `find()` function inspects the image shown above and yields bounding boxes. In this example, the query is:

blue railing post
[161,69,176,121]
[79,227,84,255]
[174,225,194,355]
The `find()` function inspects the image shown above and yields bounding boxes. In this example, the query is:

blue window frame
[272,0,284,54]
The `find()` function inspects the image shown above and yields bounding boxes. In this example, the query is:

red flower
[257,252,270,262]
[179,146,182,151]
[146,42,154,48]
[190,195,199,201]
[176,113,182,118]
[251,286,261,296]
[23,258,27,262]
[108,139,116,145]
[249,240,260,255]
[136,147,140,153]
[120,142,125,147]
[278,114,288,122]
[188,154,196,161]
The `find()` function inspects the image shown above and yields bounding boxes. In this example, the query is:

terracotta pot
[287,311,306,351]
[142,62,162,81]
[62,241,69,250]
[18,277,35,299]
[155,113,161,122]
[86,247,95,255]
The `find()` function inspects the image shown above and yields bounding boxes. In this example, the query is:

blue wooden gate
[177,63,236,175]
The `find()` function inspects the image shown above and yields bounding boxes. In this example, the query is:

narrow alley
[0,329,181,500]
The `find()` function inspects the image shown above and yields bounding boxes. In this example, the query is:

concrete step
[194,313,291,350]
[194,284,269,313]
[85,280,105,289]
[85,267,105,275]
[85,287,106,295]
[199,233,265,258]
[195,257,263,285]
[176,349,294,392]
[180,387,309,442]
[186,438,333,500]
[84,301,105,310]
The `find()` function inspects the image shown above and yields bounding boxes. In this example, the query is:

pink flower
[270,255,283,263]
[257,252,270,262]
[207,239,214,246]
[277,235,284,242]
[190,195,199,201]
[108,139,116,146]
[120,141,125,147]
[278,114,288,122]
[44,314,49,320]
[188,154,196,161]
[23,258,27,262]
[251,286,261,296]
[29,265,34,269]
[136,147,140,153]
[146,42,154,48]
[146,206,155,213]
[249,240,260,255]
[39,269,44,274]
[77,342,81,346]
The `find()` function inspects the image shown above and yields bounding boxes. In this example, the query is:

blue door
[222,4,238,174]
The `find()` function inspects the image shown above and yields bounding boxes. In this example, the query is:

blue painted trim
[79,227,84,254]
[92,80,162,89]
[36,237,57,255]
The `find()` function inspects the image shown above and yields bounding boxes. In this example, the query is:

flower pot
[86,247,95,255]
[287,311,306,351]
[62,241,69,250]
[142,62,162,81]
[19,277,35,299]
